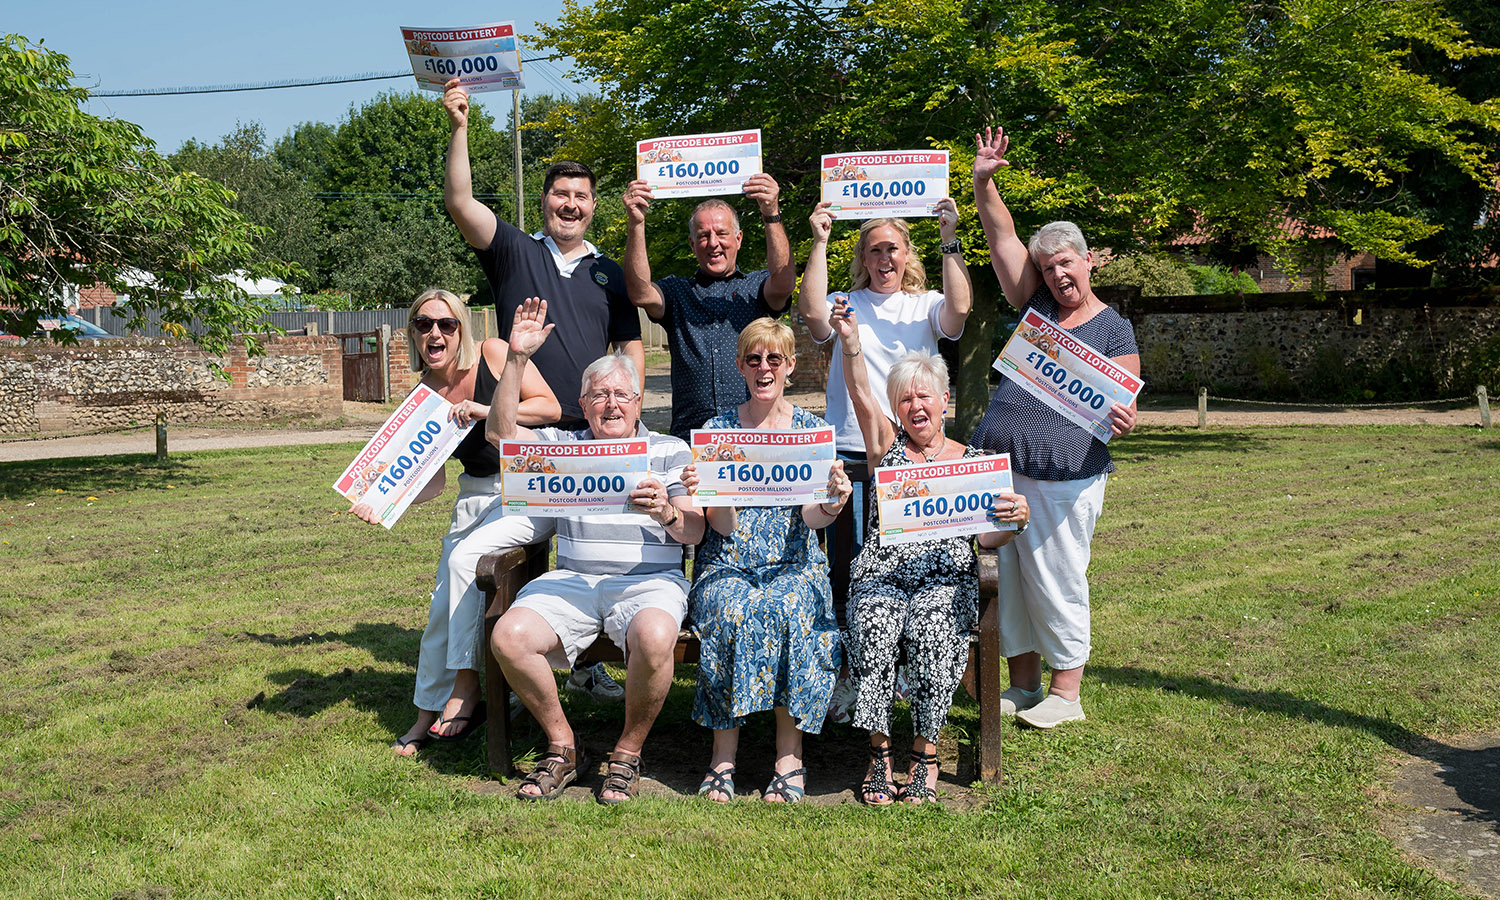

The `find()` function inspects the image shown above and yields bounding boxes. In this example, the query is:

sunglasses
[412,316,460,335]
[743,352,787,369]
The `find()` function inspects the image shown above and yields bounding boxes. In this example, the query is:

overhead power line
[93,56,565,97]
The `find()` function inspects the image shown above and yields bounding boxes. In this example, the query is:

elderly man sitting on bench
[486,297,704,803]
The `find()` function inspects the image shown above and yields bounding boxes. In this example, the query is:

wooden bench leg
[479,543,551,780]
[976,549,1003,783]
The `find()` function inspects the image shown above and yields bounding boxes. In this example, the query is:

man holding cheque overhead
[486,298,704,804]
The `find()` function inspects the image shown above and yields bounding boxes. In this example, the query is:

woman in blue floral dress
[684,318,853,803]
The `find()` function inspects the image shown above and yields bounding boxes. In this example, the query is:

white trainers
[565,662,624,702]
[998,686,1045,716]
[1016,693,1085,729]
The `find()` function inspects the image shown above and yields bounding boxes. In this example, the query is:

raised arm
[486,298,554,447]
[743,174,793,311]
[443,77,498,250]
[796,201,837,342]
[972,127,1039,308]
[830,300,896,470]
[622,180,666,319]
[934,197,972,338]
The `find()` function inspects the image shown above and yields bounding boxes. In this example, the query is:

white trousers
[413,473,555,711]
[996,471,1107,670]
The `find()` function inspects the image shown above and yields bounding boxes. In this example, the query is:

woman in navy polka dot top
[968,126,1142,730]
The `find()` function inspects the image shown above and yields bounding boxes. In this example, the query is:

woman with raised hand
[351,289,559,756]
[969,126,1140,730]
[797,197,973,558]
[683,317,853,804]
[831,302,1029,804]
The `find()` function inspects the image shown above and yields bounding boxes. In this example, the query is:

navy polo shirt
[652,267,775,440]
[474,216,640,423]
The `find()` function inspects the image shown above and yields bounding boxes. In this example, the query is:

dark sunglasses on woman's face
[413,316,460,335]
[743,353,786,369]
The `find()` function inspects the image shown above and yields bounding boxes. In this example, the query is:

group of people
[350,79,1141,805]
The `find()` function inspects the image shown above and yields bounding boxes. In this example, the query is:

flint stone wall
[0,335,342,436]
[1109,287,1500,396]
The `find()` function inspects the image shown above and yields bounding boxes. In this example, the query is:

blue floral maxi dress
[690,406,843,733]
[845,433,980,742]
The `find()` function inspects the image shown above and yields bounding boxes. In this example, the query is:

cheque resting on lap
[830,304,1030,804]
[348,289,559,756]
[680,317,855,804]
[969,126,1142,730]
[485,297,705,803]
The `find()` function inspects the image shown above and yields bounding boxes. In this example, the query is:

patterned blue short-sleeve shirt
[970,287,1139,482]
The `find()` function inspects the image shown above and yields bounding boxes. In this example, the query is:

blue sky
[9,1,585,153]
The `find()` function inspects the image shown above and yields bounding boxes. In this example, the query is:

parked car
[0,315,120,340]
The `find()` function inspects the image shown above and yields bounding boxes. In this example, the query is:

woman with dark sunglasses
[351,288,559,756]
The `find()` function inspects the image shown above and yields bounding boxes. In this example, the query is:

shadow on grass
[243,621,966,798]
[0,454,213,495]
[1091,663,1497,825]
[1110,430,1276,463]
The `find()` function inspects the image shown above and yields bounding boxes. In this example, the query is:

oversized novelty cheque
[400,22,524,93]
[993,308,1144,443]
[820,150,949,219]
[690,426,835,507]
[334,385,472,529]
[637,129,763,199]
[875,454,1014,547]
[498,438,650,517]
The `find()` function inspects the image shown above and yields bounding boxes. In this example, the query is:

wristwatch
[762,212,783,224]
[939,238,963,255]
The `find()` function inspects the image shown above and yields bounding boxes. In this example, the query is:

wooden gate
[335,331,384,402]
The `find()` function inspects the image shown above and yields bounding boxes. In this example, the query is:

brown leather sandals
[517,744,582,802]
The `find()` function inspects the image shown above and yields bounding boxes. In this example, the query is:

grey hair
[886,351,950,413]
[579,352,641,397]
[1028,221,1090,265]
[688,199,741,240]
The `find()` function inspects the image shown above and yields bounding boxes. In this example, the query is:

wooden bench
[475,462,1007,783]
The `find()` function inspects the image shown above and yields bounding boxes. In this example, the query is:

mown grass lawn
[1,426,1496,899]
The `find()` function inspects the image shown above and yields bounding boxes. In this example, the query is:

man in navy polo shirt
[439,76,639,714]
[443,78,644,429]
[622,173,795,440]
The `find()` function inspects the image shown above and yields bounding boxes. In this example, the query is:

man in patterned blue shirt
[622,173,796,440]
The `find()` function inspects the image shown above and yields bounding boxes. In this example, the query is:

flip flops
[428,699,487,743]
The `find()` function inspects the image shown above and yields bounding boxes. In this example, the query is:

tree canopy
[0,35,298,353]
[534,0,1499,278]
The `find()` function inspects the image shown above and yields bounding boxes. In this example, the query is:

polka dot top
[969,287,1138,482]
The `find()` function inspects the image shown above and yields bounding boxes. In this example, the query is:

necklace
[909,437,944,463]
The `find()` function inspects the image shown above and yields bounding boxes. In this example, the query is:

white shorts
[996,471,1107,670]
[512,570,689,669]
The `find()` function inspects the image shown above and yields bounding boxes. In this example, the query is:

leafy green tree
[1186,263,1260,295]
[535,0,1498,271]
[1094,254,1196,296]
[170,123,325,286]
[0,34,297,354]
[269,90,516,304]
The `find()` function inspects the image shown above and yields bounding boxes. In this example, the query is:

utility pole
[513,90,524,231]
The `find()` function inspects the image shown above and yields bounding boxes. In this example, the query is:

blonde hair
[736,317,796,361]
[887,351,949,414]
[407,289,478,372]
[849,217,927,293]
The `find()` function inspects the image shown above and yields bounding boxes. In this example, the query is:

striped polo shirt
[531,421,691,576]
